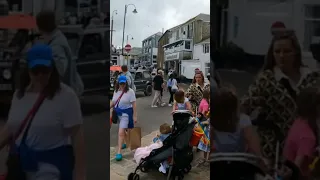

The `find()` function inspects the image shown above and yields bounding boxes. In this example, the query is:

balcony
[163,39,193,55]
[164,51,192,61]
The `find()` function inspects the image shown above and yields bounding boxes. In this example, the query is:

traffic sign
[124,44,131,52]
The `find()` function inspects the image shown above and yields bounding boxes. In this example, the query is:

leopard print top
[241,69,320,159]
[186,83,210,112]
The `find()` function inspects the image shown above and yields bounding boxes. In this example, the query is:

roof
[142,32,163,42]
[195,37,210,45]
[158,13,209,42]
[168,13,210,31]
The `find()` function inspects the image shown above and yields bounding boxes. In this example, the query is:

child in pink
[197,89,210,161]
[283,87,320,179]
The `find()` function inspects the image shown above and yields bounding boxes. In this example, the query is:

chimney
[162,28,164,34]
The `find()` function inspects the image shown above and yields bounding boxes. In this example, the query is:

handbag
[171,79,178,91]
[111,91,125,124]
[5,94,46,180]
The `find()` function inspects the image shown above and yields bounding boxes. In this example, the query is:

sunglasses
[30,66,52,75]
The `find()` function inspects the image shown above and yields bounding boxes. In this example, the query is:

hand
[133,116,138,124]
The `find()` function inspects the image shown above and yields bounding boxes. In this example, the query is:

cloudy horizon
[110,0,210,49]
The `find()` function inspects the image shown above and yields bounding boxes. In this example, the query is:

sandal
[115,154,123,161]
[121,144,127,149]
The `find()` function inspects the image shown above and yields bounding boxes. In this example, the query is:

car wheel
[144,85,152,96]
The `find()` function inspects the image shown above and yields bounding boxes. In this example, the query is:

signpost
[124,44,131,65]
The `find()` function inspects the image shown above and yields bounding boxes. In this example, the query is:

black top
[153,75,163,91]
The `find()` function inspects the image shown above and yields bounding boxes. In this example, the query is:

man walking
[121,65,136,91]
[36,10,84,96]
[151,70,165,107]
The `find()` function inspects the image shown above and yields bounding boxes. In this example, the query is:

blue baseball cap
[26,44,53,68]
[118,75,127,83]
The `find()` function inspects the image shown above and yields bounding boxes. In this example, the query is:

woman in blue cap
[110,75,137,161]
[0,44,85,180]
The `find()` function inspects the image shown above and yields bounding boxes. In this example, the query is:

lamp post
[121,4,137,55]
[110,10,117,47]
[126,34,134,44]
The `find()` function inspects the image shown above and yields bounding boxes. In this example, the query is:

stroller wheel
[183,165,192,174]
[140,166,147,172]
[128,173,139,180]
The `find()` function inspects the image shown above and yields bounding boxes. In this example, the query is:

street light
[110,10,117,47]
[126,34,134,44]
[121,3,138,55]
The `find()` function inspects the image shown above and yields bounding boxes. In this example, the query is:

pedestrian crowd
[210,29,320,180]
[0,10,86,180]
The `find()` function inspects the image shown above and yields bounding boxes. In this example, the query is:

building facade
[193,38,210,76]
[141,32,162,65]
[157,13,210,73]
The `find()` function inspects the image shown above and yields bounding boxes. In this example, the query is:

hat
[118,75,127,83]
[26,44,53,68]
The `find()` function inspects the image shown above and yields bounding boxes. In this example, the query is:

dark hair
[121,65,128,72]
[192,72,205,84]
[202,89,210,104]
[36,10,57,33]
[169,73,174,80]
[296,87,320,145]
[115,81,129,92]
[210,84,239,133]
[17,63,61,99]
[174,90,185,103]
[263,30,303,71]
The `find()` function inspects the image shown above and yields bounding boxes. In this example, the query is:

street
[0,70,256,180]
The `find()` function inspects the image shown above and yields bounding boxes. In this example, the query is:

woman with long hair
[186,71,210,113]
[0,44,85,180]
[241,30,320,161]
[110,75,137,161]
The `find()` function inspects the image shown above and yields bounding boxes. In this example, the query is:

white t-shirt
[6,83,83,150]
[112,88,136,109]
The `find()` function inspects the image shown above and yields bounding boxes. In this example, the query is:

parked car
[129,69,153,96]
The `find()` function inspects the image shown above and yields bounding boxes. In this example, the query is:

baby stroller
[210,153,267,180]
[128,110,196,180]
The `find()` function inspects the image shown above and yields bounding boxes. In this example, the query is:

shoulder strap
[114,91,125,108]
[12,94,46,145]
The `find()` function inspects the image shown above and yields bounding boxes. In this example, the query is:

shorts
[118,113,129,129]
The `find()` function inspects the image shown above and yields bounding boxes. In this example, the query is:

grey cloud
[111,0,210,48]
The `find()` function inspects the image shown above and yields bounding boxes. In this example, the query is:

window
[153,55,157,59]
[185,41,191,49]
[304,5,320,50]
[135,72,143,80]
[176,31,179,40]
[203,44,210,53]
[204,63,210,77]
[9,0,22,11]
[148,48,151,53]
[143,71,151,79]
[189,23,193,38]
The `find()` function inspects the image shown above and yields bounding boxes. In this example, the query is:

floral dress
[186,83,210,113]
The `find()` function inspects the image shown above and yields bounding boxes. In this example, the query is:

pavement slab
[110,130,209,180]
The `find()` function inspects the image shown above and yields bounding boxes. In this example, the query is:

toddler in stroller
[128,110,196,180]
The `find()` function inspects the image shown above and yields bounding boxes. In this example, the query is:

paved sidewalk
[110,130,210,180]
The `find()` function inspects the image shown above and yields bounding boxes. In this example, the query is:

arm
[243,125,262,156]
[240,73,267,116]
[186,85,194,99]
[172,102,177,112]
[132,101,137,119]
[129,90,137,121]
[294,137,316,170]
[62,91,86,179]
[186,101,193,113]
[0,124,11,151]
[51,45,68,77]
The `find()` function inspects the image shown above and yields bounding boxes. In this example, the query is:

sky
[110,0,210,48]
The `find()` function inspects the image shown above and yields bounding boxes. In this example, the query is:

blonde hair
[160,123,172,134]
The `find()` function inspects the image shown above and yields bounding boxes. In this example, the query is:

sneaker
[115,154,122,161]
[121,144,127,149]
[151,105,158,108]
[161,103,166,107]
[168,104,172,106]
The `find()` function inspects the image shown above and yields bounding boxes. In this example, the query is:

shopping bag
[128,127,142,150]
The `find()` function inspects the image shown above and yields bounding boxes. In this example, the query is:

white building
[225,0,320,68]
[162,13,210,73]
[193,38,210,76]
